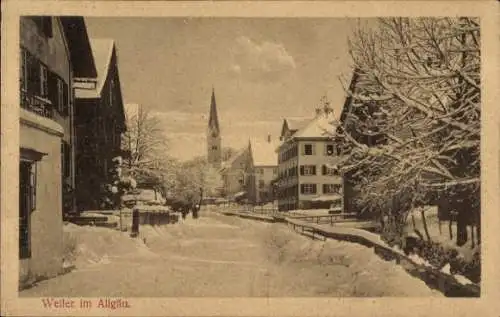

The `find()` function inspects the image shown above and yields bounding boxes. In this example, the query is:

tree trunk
[420,207,432,241]
[411,212,417,231]
[449,218,453,240]
[456,203,468,246]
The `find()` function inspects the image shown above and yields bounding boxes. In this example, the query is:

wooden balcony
[20,90,54,119]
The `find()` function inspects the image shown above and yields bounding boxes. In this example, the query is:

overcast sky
[85,17,362,161]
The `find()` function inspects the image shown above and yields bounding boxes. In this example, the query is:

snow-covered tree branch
[335,17,480,246]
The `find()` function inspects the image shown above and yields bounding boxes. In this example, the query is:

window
[323,184,342,194]
[300,183,317,194]
[303,144,314,155]
[321,164,339,176]
[19,160,36,259]
[27,51,40,95]
[260,168,264,174]
[300,165,316,176]
[259,180,265,188]
[212,146,217,150]
[325,144,335,156]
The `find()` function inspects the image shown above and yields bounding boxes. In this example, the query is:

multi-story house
[276,111,344,212]
[246,136,278,205]
[74,39,127,211]
[19,16,97,284]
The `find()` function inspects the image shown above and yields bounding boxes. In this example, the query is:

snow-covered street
[20,211,442,297]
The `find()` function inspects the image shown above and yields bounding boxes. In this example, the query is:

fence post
[131,208,139,237]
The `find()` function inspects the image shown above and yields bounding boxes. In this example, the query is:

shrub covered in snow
[100,156,137,209]
[397,236,480,284]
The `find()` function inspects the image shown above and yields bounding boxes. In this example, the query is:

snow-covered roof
[75,38,115,99]
[249,138,278,167]
[218,147,248,172]
[286,118,310,132]
[292,112,337,139]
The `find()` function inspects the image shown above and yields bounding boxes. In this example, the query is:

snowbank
[63,223,157,269]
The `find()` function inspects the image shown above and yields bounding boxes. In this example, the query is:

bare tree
[170,156,223,204]
[222,147,238,162]
[121,106,171,190]
[335,18,480,246]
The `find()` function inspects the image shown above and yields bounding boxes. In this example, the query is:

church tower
[207,88,222,168]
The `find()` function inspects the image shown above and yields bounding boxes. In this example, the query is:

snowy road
[20,211,441,297]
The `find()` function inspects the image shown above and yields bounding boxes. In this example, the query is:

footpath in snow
[21,212,442,297]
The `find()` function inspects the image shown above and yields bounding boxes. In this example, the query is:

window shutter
[322,184,326,194]
[61,142,65,181]
[43,18,53,38]
[322,165,326,175]
[20,49,26,90]
[65,143,71,177]
[30,163,37,212]
[28,55,40,95]
[48,72,57,107]
[300,165,304,175]
[312,144,316,155]
[63,82,69,115]
[300,184,305,194]
[312,165,316,175]
[301,144,305,155]
[312,184,317,194]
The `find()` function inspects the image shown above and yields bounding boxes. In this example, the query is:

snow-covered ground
[21,211,441,297]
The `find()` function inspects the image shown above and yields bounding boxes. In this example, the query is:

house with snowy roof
[246,136,279,205]
[73,38,127,211]
[276,107,344,212]
[218,147,251,199]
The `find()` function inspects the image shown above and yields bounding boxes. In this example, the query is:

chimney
[267,134,271,143]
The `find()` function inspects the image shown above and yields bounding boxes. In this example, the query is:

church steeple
[207,87,222,168]
[208,87,220,134]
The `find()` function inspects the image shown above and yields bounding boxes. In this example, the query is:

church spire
[208,87,220,133]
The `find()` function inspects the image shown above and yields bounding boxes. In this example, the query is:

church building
[207,88,222,169]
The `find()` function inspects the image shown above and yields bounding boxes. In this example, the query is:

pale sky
[85,17,363,161]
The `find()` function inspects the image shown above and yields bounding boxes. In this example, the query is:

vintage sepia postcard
[1,0,499,316]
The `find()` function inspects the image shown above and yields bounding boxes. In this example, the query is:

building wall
[221,150,250,196]
[74,48,125,211]
[20,111,64,283]
[248,165,277,204]
[297,139,343,204]
[20,17,75,212]
[19,17,71,283]
[278,138,345,211]
[74,99,102,210]
[277,140,299,211]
